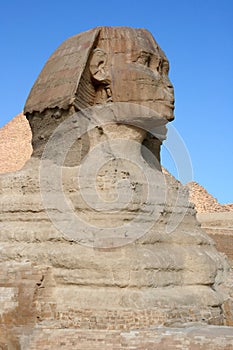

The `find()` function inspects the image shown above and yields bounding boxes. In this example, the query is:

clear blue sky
[0,0,232,203]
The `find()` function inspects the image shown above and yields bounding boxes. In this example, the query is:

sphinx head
[25,26,174,118]
[24,27,174,164]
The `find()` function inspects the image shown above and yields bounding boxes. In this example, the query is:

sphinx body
[0,27,232,347]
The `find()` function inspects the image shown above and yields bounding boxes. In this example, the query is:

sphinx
[0,28,232,346]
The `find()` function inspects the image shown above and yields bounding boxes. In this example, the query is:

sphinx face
[98,28,175,121]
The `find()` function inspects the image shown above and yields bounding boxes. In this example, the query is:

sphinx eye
[156,59,162,73]
[162,60,169,75]
[137,52,151,67]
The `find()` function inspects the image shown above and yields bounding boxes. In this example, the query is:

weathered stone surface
[0,158,232,329]
[21,327,233,350]
[0,27,233,348]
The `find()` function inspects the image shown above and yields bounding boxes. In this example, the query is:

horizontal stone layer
[14,326,233,349]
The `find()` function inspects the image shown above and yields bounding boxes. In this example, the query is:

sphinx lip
[162,102,175,110]
[155,99,175,107]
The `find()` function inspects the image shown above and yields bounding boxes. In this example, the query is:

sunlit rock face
[0,27,232,347]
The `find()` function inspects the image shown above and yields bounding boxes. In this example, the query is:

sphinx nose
[168,84,174,94]
[165,81,174,100]
[165,78,174,91]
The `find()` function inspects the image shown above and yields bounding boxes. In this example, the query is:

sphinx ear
[89,48,109,83]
